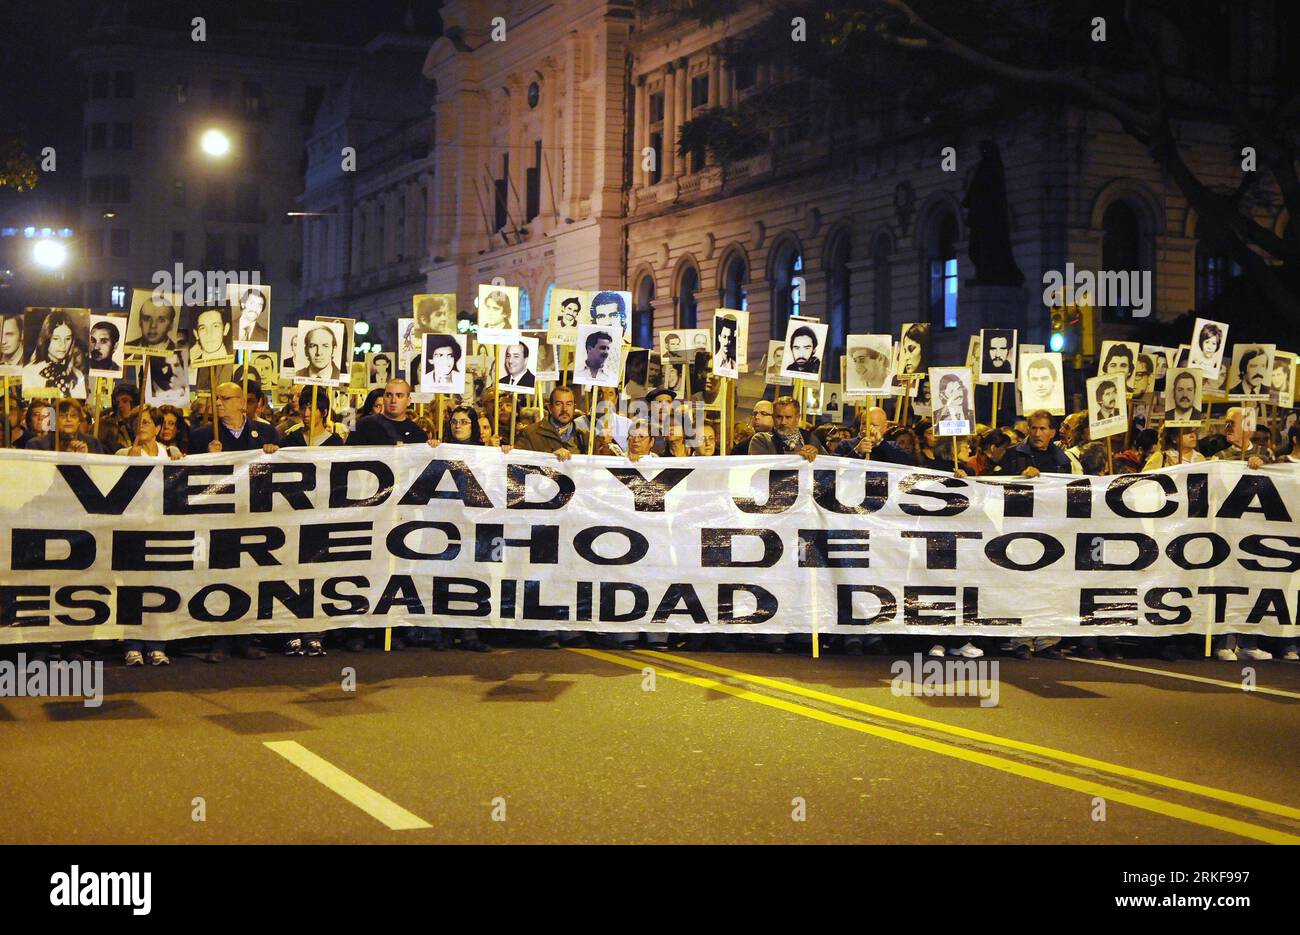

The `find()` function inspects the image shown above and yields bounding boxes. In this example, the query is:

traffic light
[1049,306,1068,353]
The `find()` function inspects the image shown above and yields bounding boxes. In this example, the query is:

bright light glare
[354,321,370,335]
[33,239,68,269]
[1048,332,1065,353]
[200,129,231,157]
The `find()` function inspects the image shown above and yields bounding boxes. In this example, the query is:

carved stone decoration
[704,232,715,260]
[807,207,822,239]
[660,241,671,269]
[751,220,766,251]
[893,181,915,236]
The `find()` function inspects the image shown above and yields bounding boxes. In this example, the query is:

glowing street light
[32,239,68,270]
[200,128,231,158]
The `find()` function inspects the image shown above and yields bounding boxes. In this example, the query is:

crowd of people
[3,370,1297,668]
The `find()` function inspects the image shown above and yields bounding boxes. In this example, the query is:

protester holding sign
[28,399,103,453]
[190,382,280,455]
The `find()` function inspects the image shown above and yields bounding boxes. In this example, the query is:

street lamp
[32,239,68,270]
[200,128,231,158]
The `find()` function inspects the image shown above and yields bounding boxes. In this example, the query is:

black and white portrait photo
[1129,353,1157,397]
[249,350,279,390]
[279,327,299,382]
[497,334,539,393]
[712,311,739,378]
[477,283,519,343]
[588,290,631,342]
[1018,351,1065,416]
[764,340,793,386]
[1086,374,1128,439]
[126,290,182,356]
[21,307,89,399]
[316,316,356,378]
[419,333,467,395]
[930,367,975,436]
[547,288,586,346]
[573,324,622,388]
[780,319,828,379]
[367,352,396,388]
[1098,340,1140,386]
[661,329,709,364]
[523,330,558,380]
[895,322,930,376]
[1273,351,1296,409]
[1187,317,1228,377]
[145,347,190,407]
[1227,344,1275,398]
[413,293,457,335]
[845,334,892,394]
[295,320,346,386]
[978,328,1017,383]
[227,283,271,350]
[0,312,26,375]
[186,307,235,369]
[1142,345,1174,382]
[88,312,127,378]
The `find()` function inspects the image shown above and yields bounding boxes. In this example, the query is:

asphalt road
[2,638,1298,844]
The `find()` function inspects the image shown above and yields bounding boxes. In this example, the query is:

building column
[674,57,689,177]
[634,74,648,189]
[718,42,732,108]
[709,51,720,108]
[661,64,676,180]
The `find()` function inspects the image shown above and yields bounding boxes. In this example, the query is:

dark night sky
[0,0,441,221]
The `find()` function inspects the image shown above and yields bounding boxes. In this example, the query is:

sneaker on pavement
[461,638,491,653]
[125,650,144,667]
[1241,647,1273,661]
[1215,648,1238,661]
[306,639,326,656]
[1283,649,1300,661]
[954,642,984,659]
[1013,646,1033,660]
[240,645,268,660]
[284,638,304,656]
[927,644,946,658]
[1078,645,1103,660]
[148,650,170,666]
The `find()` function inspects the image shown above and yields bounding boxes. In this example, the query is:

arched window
[722,254,747,311]
[1101,201,1141,321]
[676,263,699,328]
[633,273,655,349]
[770,239,803,338]
[540,282,555,328]
[872,233,892,333]
[519,288,533,327]
[927,212,958,330]
[825,231,850,382]
[1194,230,1238,311]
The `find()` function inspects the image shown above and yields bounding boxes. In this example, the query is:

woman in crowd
[15,400,51,448]
[360,387,385,419]
[156,405,190,455]
[280,386,343,448]
[928,435,971,476]
[692,420,721,457]
[968,430,1011,475]
[5,393,26,447]
[116,406,177,665]
[1143,426,1205,470]
[117,405,183,460]
[883,426,923,465]
[914,419,937,464]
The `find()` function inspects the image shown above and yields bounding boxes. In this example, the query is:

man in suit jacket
[234,288,270,345]
[499,342,536,388]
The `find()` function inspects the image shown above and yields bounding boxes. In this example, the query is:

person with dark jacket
[189,381,281,455]
[515,385,588,461]
[279,385,343,448]
[747,395,824,460]
[997,410,1071,477]
[28,399,105,453]
[187,382,279,663]
[836,406,913,465]
[347,378,431,446]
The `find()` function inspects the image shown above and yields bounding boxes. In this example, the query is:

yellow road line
[1069,657,1300,700]
[570,649,1300,844]
[264,740,431,831]
[633,649,1300,822]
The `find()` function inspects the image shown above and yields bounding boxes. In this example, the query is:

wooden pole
[587,387,598,455]
[1104,434,1113,475]
[436,394,445,441]
[493,345,502,439]
[952,435,960,474]
[91,377,104,442]
[2,377,9,449]
[310,384,318,444]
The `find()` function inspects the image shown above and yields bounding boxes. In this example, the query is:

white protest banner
[0,450,1296,643]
